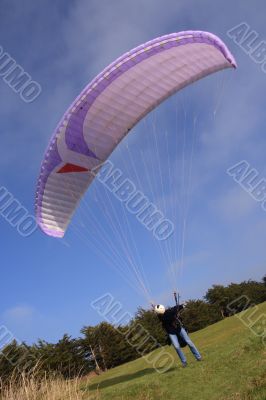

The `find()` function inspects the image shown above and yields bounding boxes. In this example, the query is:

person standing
[154,303,202,367]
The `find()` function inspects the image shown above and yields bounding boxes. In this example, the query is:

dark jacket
[158,305,184,335]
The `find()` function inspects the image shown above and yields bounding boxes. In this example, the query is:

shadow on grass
[89,368,156,390]
[163,366,178,373]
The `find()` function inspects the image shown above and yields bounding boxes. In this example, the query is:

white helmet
[154,304,165,315]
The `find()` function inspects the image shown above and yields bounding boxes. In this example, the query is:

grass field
[1,303,265,399]
[84,302,266,400]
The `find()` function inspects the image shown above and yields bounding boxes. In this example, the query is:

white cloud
[3,305,34,322]
[213,186,257,221]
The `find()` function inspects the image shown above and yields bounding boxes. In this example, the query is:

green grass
[84,302,266,400]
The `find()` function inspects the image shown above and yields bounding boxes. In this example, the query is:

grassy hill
[83,302,266,400]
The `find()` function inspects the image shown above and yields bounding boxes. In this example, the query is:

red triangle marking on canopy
[57,163,89,173]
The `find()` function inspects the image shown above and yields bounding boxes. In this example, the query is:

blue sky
[1,0,266,344]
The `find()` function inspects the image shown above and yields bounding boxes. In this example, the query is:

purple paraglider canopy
[35,30,236,238]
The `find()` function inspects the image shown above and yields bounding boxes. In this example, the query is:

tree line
[0,277,265,385]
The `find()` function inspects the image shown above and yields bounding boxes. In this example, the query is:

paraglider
[35,30,236,238]
[154,293,201,366]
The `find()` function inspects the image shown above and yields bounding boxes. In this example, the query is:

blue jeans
[169,328,201,364]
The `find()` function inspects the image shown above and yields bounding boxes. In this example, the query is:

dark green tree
[181,300,221,332]
[81,322,137,370]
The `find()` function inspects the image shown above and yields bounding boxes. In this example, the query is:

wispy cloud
[3,305,34,323]
[213,186,258,221]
